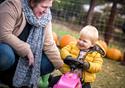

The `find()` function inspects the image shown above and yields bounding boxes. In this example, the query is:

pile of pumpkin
[52,32,123,61]
[96,40,123,61]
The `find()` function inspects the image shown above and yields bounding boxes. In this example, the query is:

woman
[0,0,64,87]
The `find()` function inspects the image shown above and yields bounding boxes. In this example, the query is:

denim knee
[40,52,54,75]
[0,43,15,71]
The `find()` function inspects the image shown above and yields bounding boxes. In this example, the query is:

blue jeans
[0,43,54,73]
[0,43,15,71]
[41,51,54,75]
[0,43,54,85]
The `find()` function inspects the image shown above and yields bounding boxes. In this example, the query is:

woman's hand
[27,49,34,66]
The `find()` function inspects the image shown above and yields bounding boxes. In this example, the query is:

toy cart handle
[64,58,84,70]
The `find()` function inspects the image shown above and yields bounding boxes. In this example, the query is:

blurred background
[52,0,125,48]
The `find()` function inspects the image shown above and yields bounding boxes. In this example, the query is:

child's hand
[65,55,75,60]
[82,62,90,70]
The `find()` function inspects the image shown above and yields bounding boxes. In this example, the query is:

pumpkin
[60,34,77,48]
[96,40,108,54]
[106,48,122,61]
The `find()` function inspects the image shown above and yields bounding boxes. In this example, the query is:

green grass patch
[52,23,79,38]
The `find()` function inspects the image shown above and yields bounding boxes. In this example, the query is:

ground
[92,58,125,88]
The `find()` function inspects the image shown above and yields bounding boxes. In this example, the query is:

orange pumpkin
[52,32,59,45]
[60,35,77,48]
[106,48,122,61]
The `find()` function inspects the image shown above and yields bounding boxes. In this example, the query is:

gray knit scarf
[13,0,52,87]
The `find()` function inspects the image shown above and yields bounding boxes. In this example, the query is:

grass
[52,23,79,38]
[92,58,125,88]
[52,22,125,88]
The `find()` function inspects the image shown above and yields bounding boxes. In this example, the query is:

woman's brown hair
[30,0,52,4]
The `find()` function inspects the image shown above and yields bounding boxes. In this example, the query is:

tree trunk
[104,1,117,45]
[85,0,96,25]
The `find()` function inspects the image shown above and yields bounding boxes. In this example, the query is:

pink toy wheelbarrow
[53,58,84,88]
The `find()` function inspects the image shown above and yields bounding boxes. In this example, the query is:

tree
[85,0,96,25]
[104,0,125,44]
